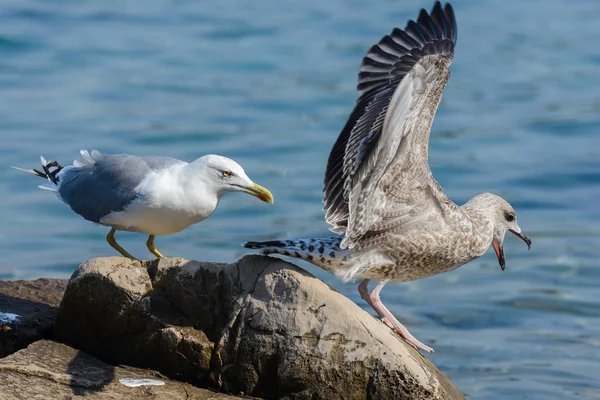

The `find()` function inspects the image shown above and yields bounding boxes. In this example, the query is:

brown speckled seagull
[244,1,531,353]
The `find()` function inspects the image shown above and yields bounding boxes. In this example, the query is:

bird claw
[409,339,434,354]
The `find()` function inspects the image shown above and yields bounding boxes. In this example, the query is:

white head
[190,155,274,203]
[465,193,531,270]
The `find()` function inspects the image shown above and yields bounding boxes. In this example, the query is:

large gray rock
[56,256,464,400]
[0,278,68,358]
[0,339,237,399]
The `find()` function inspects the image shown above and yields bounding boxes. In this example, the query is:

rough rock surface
[0,278,68,358]
[56,256,464,400]
[0,339,238,399]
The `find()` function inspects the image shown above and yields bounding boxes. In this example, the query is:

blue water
[1,0,599,398]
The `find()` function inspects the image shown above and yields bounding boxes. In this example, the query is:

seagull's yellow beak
[245,182,274,204]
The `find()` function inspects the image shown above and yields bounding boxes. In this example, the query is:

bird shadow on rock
[66,348,115,396]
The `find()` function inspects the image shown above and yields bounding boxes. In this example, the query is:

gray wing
[58,151,186,223]
[322,2,458,250]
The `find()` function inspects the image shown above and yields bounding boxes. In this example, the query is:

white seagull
[14,150,274,259]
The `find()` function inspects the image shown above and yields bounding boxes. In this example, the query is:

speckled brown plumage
[244,2,531,354]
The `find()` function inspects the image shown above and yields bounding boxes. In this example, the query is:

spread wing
[322,2,458,250]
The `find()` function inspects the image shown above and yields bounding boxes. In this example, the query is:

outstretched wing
[322,2,458,249]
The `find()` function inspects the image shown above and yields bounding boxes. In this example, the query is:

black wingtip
[356,1,457,93]
[444,3,457,43]
[431,2,457,44]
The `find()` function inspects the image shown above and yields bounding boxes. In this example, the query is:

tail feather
[243,237,350,272]
[10,166,47,178]
[244,237,395,282]
[11,156,64,186]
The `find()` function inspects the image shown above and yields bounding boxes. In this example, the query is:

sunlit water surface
[1,1,600,398]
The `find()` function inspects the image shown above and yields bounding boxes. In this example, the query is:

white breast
[100,201,212,235]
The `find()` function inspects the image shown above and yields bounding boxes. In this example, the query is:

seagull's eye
[222,170,232,178]
[505,213,515,222]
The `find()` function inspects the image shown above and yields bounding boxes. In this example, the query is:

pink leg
[358,279,374,308]
[358,279,395,330]
[359,279,434,353]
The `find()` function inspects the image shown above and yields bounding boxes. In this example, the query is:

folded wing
[59,152,185,223]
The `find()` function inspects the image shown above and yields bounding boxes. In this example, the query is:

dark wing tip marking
[323,2,458,230]
[418,8,441,40]
[356,1,456,93]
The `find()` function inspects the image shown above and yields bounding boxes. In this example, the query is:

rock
[56,255,465,400]
[0,278,68,358]
[0,339,239,399]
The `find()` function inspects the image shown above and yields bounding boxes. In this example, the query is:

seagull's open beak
[509,229,532,250]
[493,230,531,271]
[492,240,505,271]
[244,183,274,204]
